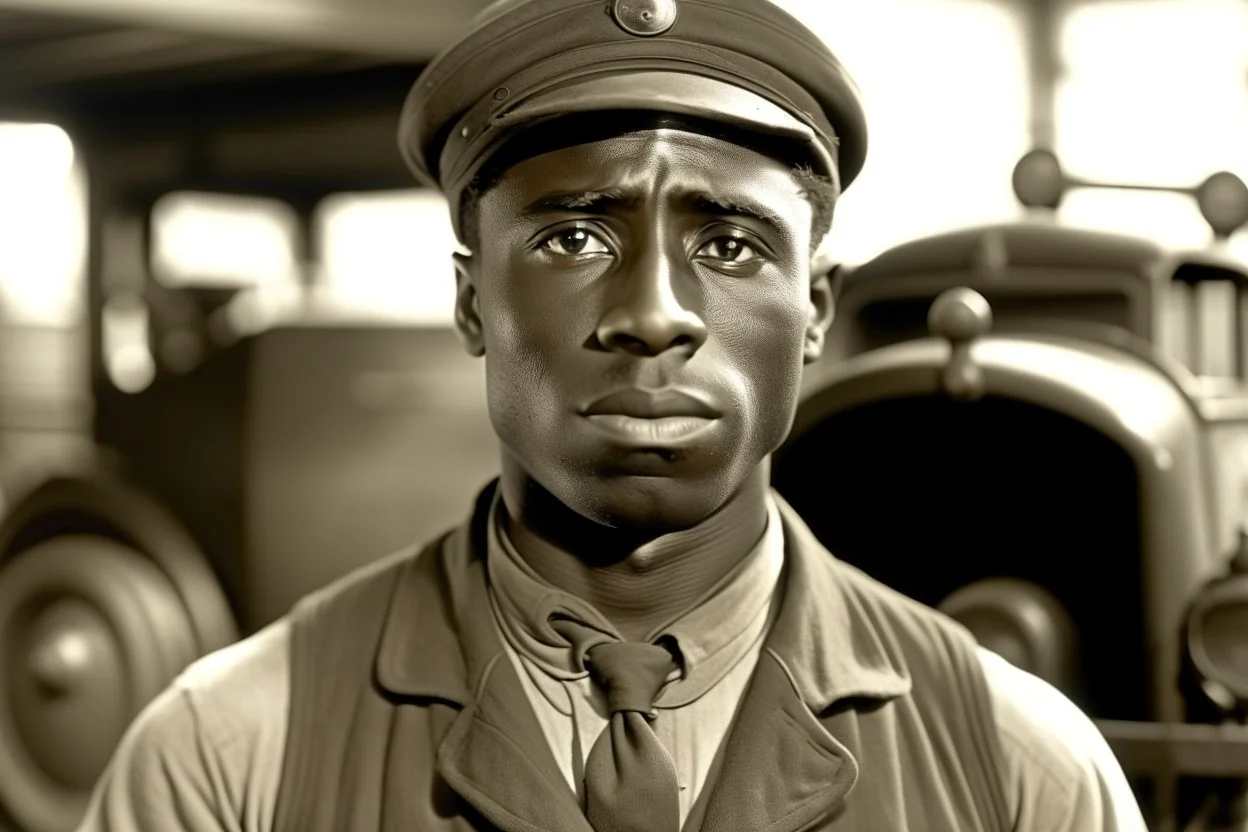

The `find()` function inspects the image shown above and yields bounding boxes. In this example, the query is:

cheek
[475,240,610,364]
[474,257,584,437]
[480,294,551,422]
[710,280,809,410]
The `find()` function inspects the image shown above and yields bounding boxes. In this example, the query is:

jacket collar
[375,482,593,832]
[373,480,911,712]
[765,492,912,711]
[374,481,500,705]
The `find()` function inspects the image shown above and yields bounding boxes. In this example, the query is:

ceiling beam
[0,0,488,59]
[0,30,277,89]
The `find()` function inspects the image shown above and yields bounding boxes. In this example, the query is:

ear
[453,252,485,357]
[803,262,837,364]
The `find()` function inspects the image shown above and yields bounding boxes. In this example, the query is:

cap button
[611,0,678,37]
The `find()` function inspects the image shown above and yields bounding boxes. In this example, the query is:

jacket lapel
[436,654,593,832]
[374,482,590,832]
[695,493,914,832]
[696,649,858,832]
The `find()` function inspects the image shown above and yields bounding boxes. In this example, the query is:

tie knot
[586,641,678,716]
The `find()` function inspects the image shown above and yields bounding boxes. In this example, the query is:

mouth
[582,388,722,420]
[581,389,722,446]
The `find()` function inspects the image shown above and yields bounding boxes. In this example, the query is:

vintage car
[773,217,1248,830]
[0,5,498,832]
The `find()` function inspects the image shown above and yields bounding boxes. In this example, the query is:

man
[78,0,1146,829]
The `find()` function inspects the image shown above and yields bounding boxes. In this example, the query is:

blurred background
[3,1,1248,831]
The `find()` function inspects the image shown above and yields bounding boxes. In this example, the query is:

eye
[696,235,758,263]
[538,227,610,257]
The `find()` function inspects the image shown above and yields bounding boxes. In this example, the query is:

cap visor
[499,71,832,172]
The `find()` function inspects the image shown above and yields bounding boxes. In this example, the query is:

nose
[595,249,708,357]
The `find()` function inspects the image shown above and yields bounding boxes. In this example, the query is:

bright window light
[1059,190,1214,252]
[0,123,85,327]
[1056,0,1248,244]
[772,0,1029,265]
[152,192,299,289]
[315,189,458,326]
[1058,0,1248,187]
[0,122,74,180]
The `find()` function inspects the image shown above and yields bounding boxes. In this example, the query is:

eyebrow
[684,192,786,236]
[521,187,790,236]
[522,189,632,216]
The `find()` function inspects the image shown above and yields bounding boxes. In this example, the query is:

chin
[568,468,738,532]
[502,426,767,533]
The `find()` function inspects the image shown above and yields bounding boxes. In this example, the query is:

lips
[580,388,722,447]
[582,388,722,419]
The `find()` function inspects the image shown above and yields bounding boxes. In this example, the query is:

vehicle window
[1166,265,1245,380]
[312,189,458,326]
[151,191,300,290]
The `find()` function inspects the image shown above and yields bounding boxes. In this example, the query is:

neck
[499,459,771,641]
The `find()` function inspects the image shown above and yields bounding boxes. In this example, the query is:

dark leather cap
[398,0,867,240]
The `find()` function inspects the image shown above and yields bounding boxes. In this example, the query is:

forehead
[483,128,805,209]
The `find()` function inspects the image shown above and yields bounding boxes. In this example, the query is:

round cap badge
[611,0,678,37]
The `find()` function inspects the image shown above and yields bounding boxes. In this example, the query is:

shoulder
[980,648,1148,831]
[77,619,292,832]
[170,544,430,741]
[176,616,292,749]
[290,540,438,626]
[79,533,466,832]
[841,577,1152,832]
[830,555,959,627]
[831,556,983,664]
[130,615,291,763]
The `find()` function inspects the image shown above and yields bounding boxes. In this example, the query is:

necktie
[552,622,682,832]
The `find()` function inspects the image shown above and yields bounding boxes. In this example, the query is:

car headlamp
[940,577,1076,691]
[1186,539,1248,714]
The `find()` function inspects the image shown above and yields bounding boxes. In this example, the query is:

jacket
[272,484,1011,831]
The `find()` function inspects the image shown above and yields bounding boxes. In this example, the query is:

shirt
[486,494,786,823]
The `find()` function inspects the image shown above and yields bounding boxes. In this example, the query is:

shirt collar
[484,489,785,708]
[375,480,911,712]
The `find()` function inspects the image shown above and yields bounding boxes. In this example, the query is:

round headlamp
[1186,564,1248,713]
[939,578,1076,691]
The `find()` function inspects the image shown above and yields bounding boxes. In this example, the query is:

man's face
[458,128,831,531]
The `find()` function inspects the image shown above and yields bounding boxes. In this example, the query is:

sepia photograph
[0,1,1245,830]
